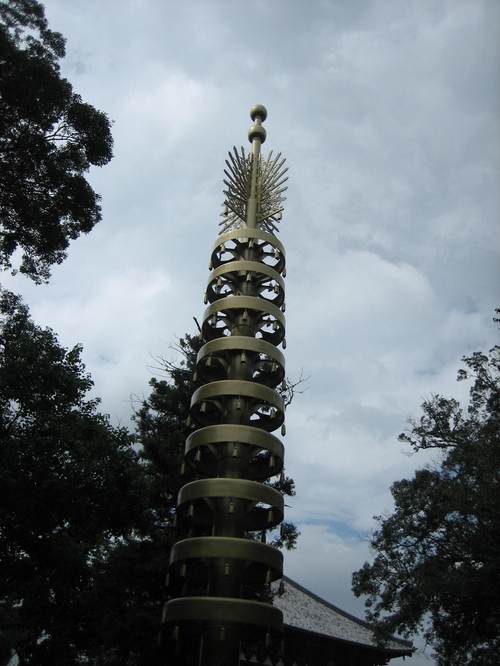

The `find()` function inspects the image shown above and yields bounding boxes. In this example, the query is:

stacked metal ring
[163,226,286,658]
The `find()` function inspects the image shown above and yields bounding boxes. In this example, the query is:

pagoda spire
[163,106,289,665]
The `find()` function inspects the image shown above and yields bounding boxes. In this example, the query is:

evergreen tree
[0,290,149,665]
[0,0,113,283]
[352,314,500,665]
[88,333,300,664]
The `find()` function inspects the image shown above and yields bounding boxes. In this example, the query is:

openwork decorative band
[163,105,288,664]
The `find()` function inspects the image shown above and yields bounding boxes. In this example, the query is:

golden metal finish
[206,260,285,307]
[163,597,283,628]
[202,295,285,346]
[212,227,286,255]
[197,337,285,387]
[177,481,284,531]
[219,132,288,234]
[185,424,284,480]
[163,105,288,665]
[170,537,282,571]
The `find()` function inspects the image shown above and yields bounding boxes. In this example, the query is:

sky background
[4,1,500,663]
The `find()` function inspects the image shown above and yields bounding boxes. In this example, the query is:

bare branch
[279,368,309,408]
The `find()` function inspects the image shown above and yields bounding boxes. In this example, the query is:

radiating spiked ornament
[163,105,288,665]
[221,146,288,234]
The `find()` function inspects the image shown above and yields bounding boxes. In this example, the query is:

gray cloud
[6,1,499,661]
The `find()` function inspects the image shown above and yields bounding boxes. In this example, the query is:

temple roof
[273,576,412,655]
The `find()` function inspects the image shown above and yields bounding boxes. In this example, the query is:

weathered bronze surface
[163,105,288,665]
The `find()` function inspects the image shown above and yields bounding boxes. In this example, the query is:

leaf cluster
[0,0,113,282]
[0,290,151,665]
[88,334,300,663]
[352,328,500,665]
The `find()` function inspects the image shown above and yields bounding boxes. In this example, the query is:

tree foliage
[84,334,300,663]
[85,336,206,665]
[45,333,299,664]
[0,290,150,665]
[352,321,500,665]
[0,300,301,665]
[0,0,113,283]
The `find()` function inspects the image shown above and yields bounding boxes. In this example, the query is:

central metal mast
[163,105,289,665]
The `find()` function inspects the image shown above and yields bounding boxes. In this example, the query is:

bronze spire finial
[220,105,288,235]
[163,106,289,665]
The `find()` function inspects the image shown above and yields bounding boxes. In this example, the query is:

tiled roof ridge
[280,575,413,650]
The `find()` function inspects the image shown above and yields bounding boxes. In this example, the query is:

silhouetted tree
[0,0,113,283]
[0,291,149,665]
[87,333,300,664]
[352,314,500,665]
[82,337,203,665]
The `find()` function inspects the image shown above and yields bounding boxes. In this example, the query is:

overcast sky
[5,1,500,663]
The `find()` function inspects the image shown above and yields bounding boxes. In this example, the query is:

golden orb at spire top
[250,104,267,122]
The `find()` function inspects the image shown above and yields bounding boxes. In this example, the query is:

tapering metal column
[163,105,289,665]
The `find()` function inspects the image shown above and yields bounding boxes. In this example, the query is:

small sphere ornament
[248,123,266,143]
[250,104,267,122]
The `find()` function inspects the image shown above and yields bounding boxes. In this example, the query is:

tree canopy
[0,0,113,283]
[352,319,500,665]
[0,290,150,665]
[67,333,300,664]
[0,313,300,664]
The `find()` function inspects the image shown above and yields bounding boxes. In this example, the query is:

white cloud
[284,523,434,664]
[5,1,499,658]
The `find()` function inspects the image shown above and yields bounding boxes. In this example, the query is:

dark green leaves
[352,327,500,665]
[0,292,150,664]
[0,0,113,283]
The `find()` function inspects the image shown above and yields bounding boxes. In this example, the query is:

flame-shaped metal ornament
[163,105,288,665]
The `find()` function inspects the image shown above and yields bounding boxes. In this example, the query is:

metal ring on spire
[163,106,289,664]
